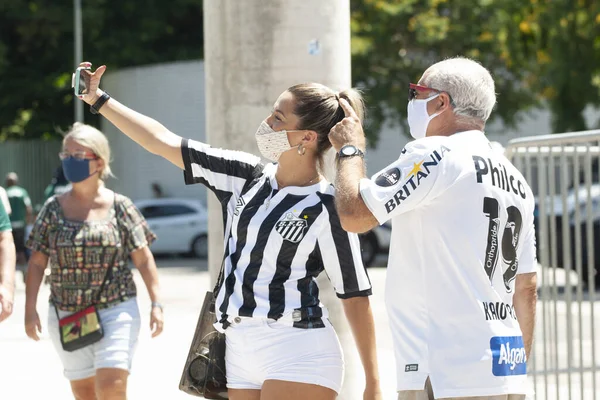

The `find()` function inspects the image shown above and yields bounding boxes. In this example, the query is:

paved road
[0,258,398,400]
[1,257,598,399]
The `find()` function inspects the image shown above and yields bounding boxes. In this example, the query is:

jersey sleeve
[181,138,264,201]
[0,187,11,215]
[517,199,537,275]
[23,189,32,208]
[0,200,11,232]
[359,139,454,225]
[318,195,372,299]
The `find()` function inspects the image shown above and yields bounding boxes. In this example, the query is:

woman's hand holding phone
[73,62,107,105]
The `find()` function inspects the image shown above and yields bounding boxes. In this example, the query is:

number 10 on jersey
[483,197,523,293]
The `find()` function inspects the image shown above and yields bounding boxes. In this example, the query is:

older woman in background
[24,123,164,400]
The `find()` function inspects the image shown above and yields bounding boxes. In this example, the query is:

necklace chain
[276,173,320,189]
[303,173,321,186]
[267,173,321,210]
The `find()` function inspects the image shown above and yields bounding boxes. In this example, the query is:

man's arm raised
[329,99,379,233]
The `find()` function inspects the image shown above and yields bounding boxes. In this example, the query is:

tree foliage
[1,0,598,144]
[351,0,600,145]
[0,0,203,140]
[527,0,600,132]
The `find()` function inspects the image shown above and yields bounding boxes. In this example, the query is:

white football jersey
[360,130,536,397]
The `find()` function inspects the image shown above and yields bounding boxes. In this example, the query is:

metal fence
[0,140,62,207]
[506,130,600,400]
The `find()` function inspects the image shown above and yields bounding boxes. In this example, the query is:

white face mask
[407,94,441,139]
[254,121,295,162]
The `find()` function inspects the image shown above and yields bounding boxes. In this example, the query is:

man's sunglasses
[408,83,454,105]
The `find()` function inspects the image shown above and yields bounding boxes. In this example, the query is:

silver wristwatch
[338,145,365,159]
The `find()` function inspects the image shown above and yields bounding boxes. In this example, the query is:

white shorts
[225,316,344,393]
[48,298,141,381]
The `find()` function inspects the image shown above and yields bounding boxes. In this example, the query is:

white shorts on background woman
[47,297,141,381]
[225,316,344,394]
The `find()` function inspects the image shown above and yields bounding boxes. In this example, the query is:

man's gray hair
[421,57,496,123]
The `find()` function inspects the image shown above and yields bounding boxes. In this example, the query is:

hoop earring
[297,143,306,156]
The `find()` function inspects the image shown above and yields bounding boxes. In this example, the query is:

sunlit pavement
[1,256,597,399]
[0,257,398,400]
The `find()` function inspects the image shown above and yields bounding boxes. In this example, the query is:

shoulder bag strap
[91,193,120,306]
[212,259,225,295]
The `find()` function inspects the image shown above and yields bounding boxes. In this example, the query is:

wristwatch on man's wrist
[90,91,111,114]
[151,301,164,311]
[337,145,365,160]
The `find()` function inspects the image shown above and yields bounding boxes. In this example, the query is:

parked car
[358,222,392,268]
[135,198,209,258]
[534,183,600,286]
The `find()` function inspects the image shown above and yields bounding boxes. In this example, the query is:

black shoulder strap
[92,193,121,305]
[212,259,225,295]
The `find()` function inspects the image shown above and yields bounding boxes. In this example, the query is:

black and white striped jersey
[181,138,372,330]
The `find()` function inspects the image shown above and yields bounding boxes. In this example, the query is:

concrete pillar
[203,1,362,398]
[203,0,351,281]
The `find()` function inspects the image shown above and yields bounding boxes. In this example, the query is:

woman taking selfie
[75,61,381,400]
[24,123,164,400]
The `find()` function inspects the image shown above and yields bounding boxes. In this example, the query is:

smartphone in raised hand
[72,66,91,96]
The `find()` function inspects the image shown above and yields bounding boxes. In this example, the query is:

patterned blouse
[26,193,156,312]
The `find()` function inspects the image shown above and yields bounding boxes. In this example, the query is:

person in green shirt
[0,199,16,322]
[5,172,32,266]
[43,165,72,200]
